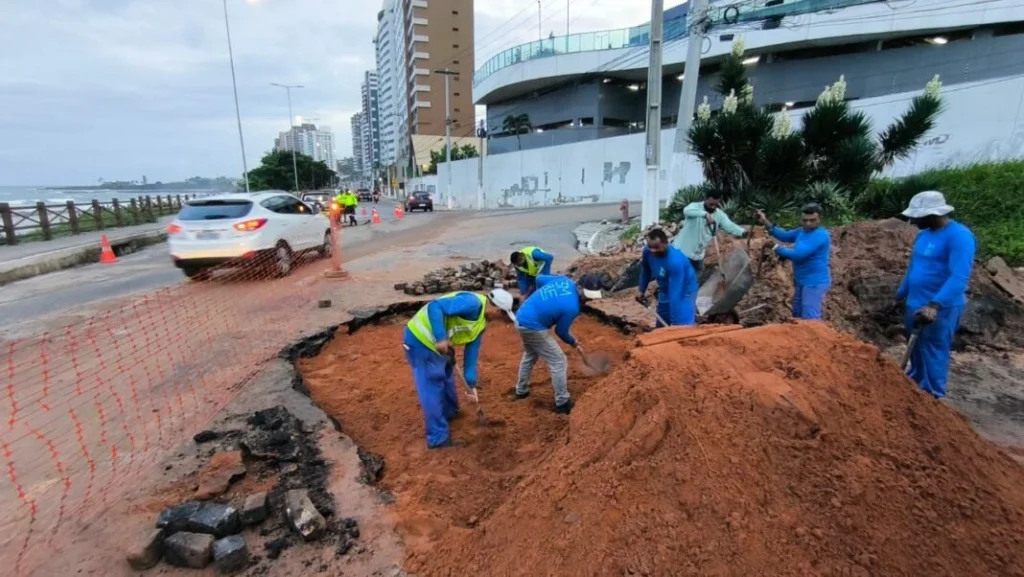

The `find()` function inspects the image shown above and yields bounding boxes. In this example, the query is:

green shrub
[858,161,1024,264]
[620,223,641,242]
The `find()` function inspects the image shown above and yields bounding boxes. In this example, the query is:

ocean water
[0,186,208,207]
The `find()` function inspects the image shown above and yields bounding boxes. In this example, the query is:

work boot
[514,390,530,401]
[554,398,574,415]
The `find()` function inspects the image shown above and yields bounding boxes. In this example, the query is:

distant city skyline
[274,122,337,170]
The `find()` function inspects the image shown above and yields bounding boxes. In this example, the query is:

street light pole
[641,0,665,228]
[222,0,250,192]
[271,82,304,192]
[434,69,458,210]
[538,0,543,41]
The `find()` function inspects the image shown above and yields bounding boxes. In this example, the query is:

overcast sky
[0,0,667,185]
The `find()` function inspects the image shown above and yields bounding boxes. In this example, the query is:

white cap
[902,190,954,219]
[487,288,517,322]
[582,289,604,300]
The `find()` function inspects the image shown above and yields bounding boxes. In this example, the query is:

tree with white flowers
[685,36,944,218]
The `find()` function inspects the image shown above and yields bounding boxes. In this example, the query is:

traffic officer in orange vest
[403,288,516,448]
[509,246,554,298]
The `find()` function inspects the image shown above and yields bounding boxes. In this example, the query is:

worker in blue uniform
[510,246,554,298]
[404,288,516,448]
[896,191,975,399]
[513,274,604,414]
[757,204,833,320]
[635,228,698,327]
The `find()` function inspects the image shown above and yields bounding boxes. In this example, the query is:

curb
[0,230,168,286]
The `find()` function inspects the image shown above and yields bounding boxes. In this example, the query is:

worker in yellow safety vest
[339,190,358,226]
[403,289,516,448]
[509,246,554,298]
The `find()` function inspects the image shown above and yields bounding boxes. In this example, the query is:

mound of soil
[296,315,636,564]
[421,322,1024,577]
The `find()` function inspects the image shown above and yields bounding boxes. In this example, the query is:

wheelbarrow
[695,229,756,322]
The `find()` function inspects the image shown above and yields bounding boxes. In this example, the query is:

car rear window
[413,192,430,198]
[178,200,253,221]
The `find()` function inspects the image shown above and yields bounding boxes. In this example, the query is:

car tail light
[167,223,182,235]
[233,218,268,232]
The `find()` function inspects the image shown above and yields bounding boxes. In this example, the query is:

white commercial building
[351,112,366,185]
[360,71,381,184]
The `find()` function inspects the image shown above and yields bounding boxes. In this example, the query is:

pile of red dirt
[299,315,1024,576]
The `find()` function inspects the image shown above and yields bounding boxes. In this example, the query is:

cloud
[0,0,657,185]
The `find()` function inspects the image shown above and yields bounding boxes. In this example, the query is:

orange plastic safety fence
[0,249,333,575]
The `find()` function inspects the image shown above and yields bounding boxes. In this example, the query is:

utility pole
[641,0,665,228]
[567,0,570,37]
[434,69,458,210]
[669,0,710,194]
[477,120,486,210]
[222,0,250,192]
[271,82,304,192]
[538,0,543,41]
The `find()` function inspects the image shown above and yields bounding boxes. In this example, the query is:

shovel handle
[900,330,921,371]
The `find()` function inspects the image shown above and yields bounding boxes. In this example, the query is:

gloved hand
[635,293,650,307]
[465,387,479,404]
[913,304,939,326]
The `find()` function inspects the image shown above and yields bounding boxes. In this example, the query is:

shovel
[577,348,612,376]
[448,352,504,427]
[900,328,921,371]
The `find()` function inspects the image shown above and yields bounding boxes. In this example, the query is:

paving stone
[156,501,203,534]
[164,531,215,569]
[187,502,240,537]
[125,528,164,570]
[284,489,327,541]
[213,535,250,574]
[240,491,268,526]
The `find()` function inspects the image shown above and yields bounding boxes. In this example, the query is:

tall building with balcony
[404,0,475,139]
[360,71,381,181]
[375,0,407,167]
[275,123,337,169]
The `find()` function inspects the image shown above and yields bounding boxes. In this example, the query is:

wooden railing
[0,194,197,246]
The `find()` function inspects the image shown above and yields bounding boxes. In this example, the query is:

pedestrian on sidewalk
[403,289,516,448]
[896,191,975,399]
[757,204,832,320]
[673,190,749,275]
[510,246,554,298]
[513,274,603,414]
[637,228,698,327]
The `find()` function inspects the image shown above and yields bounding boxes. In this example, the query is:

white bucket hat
[902,190,954,219]
[487,288,517,322]
[582,288,604,300]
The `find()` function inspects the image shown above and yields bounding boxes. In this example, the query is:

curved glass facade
[473,0,882,86]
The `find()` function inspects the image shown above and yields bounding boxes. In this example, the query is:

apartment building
[275,123,337,169]
[360,71,381,177]
[350,112,365,183]
[403,0,475,138]
[375,0,406,166]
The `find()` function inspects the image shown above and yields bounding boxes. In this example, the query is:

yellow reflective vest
[515,246,542,276]
[407,292,487,353]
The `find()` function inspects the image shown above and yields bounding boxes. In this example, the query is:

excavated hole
[285,302,637,551]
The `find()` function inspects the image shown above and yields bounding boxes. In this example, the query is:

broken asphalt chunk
[284,489,327,541]
[164,531,215,569]
[187,502,241,538]
[240,491,269,526]
[213,535,250,574]
[157,501,202,534]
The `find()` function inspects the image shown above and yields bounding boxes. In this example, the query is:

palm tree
[502,113,533,151]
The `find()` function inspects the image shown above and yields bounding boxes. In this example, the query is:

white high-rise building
[374,0,407,167]
[275,123,337,170]
[360,71,381,180]
[351,112,365,184]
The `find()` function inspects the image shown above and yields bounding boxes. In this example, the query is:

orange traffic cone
[372,208,381,225]
[397,205,404,220]
[392,204,399,219]
[99,234,117,264]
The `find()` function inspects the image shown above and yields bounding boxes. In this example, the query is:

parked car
[301,192,330,213]
[405,191,434,212]
[357,189,373,202]
[167,192,332,280]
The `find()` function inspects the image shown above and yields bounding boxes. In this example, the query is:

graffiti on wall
[498,173,552,208]
[603,162,631,184]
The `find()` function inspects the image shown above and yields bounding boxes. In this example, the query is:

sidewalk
[0,216,174,285]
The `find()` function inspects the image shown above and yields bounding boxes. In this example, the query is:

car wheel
[183,267,211,281]
[273,242,293,278]
[318,231,332,259]
[428,207,434,212]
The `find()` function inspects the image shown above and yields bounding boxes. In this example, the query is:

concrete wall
[408,75,1024,210]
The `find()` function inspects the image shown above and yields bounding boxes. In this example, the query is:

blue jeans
[904,303,964,399]
[404,342,459,448]
[793,284,829,320]
[656,298,696,328]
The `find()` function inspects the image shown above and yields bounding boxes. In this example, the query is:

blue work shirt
[516,275,580,346]
[402,292,483,387]
[770,225,832,287]
[515,248,554,294]
[896,220,976,310]
[638,245,698,325]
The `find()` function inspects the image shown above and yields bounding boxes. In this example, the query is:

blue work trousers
[404,343,459,448]
[793,284,829,320]
[655,298,696,328]
[904,303,964,399]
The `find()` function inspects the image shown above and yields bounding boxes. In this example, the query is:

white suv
[167,192,331,280]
